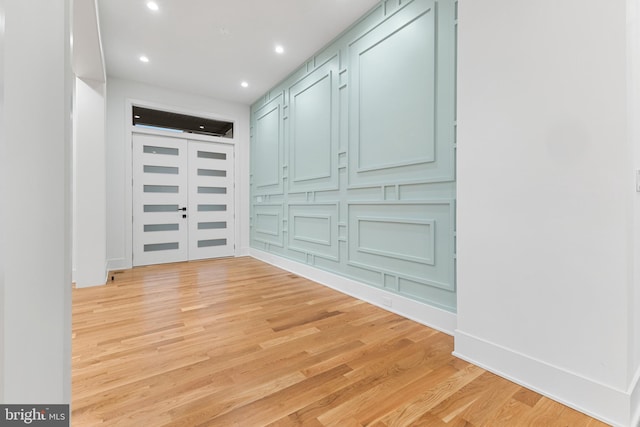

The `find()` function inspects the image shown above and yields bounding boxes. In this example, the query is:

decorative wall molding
[288,56,339,193]
[253,204,284,247]
[250,0,456,312]
[288,203,339,261]
[254,96,283,193]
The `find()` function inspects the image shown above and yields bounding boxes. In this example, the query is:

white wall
[630,0,640,423]
[74,77,107,287]
[106,77,250,270]
[456,0,636,425]
[0,0,6,405]
[2,0,72,403]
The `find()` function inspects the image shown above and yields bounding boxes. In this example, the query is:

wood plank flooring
[72,257,609,426]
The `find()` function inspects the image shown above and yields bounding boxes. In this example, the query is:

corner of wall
[453,331,629,427]
[629,367,640,427]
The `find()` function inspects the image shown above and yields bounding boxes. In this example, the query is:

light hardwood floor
[72,257,609,426]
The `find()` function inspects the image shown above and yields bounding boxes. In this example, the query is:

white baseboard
[249,248,457,335]
[106,257,130,272]
[103,260,110,285]
[454,329,632,427]
[73,261,110,288]
[630,365,640,427]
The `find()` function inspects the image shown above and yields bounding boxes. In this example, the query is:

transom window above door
[133,106,234,138]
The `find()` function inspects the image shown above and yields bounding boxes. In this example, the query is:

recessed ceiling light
[147,2,159,11]
[275,45,284,54]
[199,125,205,129]
[134,115,141,119]
[139,55,149,63]
[241,81,249,88]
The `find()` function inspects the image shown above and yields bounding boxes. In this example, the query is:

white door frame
[124,99,241,268]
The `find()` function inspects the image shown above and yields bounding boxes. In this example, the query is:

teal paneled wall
[250,0,457,312]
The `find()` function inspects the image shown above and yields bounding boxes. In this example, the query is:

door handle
[178,207,187,211]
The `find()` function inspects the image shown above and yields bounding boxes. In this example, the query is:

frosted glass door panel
[132,133,189,266]
[188,141,235,260]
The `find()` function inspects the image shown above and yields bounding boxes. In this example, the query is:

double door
[133,133,235,266]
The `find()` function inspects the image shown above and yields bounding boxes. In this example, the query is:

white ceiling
[97,0,380,105]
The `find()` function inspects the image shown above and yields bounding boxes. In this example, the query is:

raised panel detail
[358,218,434,265]
[349,0,455,188]
[293,216,331,245]
[254,204,283,247]
[358,11,435,171]
[254,97,282,191]
[256,214,279,236]
[348,202,454,291]
[289,56,339,193]
[292,75,331,181]
[288,204,338,260]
